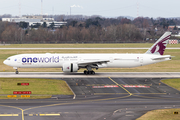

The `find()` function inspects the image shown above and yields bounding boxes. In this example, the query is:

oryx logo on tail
[150,35,171,55]
[145,32,171,55]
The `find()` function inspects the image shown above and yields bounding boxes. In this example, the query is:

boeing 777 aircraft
[4,32,172,74]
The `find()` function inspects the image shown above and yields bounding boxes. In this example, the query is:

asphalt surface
[0,76,180,120]
[1,72,180,78]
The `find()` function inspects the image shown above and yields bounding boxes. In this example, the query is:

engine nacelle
[62,63,79,72]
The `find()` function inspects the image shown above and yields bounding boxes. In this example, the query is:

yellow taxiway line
[108,77,133,96]
[0,114,19,116]
[39,114,60,116]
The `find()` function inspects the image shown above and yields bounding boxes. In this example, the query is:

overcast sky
[0,0,179,18]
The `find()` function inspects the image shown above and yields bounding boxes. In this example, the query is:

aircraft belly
[107,60,140,68]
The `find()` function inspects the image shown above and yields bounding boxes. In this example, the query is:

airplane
[3,32,172,75]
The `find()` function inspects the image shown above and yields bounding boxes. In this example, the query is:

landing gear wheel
[84,70,87,74]
[91,71,95,75]
[15,69,19,74]
[84,70,95,75]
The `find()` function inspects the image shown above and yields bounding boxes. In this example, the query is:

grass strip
[136,108,180,120]
[0,43,180,48]
[0,78,73,99]
[161,79,180,91]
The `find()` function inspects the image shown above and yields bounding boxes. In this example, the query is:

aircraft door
[17,57,21,63]
[109,57,114,63]
[140,57,143,63]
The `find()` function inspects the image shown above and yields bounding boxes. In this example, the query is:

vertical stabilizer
[145,32,171,55]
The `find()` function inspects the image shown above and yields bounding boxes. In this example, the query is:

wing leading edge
[77,59,110,66]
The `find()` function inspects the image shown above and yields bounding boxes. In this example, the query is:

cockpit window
[7,58,10,60]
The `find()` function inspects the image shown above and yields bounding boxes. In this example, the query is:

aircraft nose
[3,60,8,65]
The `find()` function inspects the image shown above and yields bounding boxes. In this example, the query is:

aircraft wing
[77,59,110,66]
[151,55,171,60]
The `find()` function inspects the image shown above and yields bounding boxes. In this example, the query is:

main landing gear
[84,65,96,75]
[84,70,95,75]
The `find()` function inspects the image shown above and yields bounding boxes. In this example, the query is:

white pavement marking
[66,81,76,99]
[164,107,172,108]
[126,111,134,113]
[126,115,134,116]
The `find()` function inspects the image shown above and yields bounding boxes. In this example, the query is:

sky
[0,0,180,18]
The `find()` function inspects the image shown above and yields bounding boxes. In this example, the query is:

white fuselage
[3,53,171,69]
[3,32,172,74]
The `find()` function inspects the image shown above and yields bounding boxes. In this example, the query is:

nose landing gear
[15,69,19,74]
[13,67,19,74]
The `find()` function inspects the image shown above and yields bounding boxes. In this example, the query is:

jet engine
[62,63,79,72]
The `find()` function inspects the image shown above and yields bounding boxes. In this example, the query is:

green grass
[161,79,180,91]
[136,108,180,120]
[0,78,73,99]
[1,43,180,48]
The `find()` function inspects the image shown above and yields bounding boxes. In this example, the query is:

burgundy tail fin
[145,32,171,55]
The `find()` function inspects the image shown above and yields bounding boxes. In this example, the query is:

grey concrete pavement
[0,72,180,78]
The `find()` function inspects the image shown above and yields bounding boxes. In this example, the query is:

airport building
[2,15,67,28]
[168,25,180,31]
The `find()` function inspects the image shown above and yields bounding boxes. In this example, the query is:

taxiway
[0,75,179,120]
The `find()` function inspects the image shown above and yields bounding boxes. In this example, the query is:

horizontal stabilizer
[151,55,171,60]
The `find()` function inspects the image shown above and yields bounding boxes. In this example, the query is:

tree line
[0,15,179,44]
